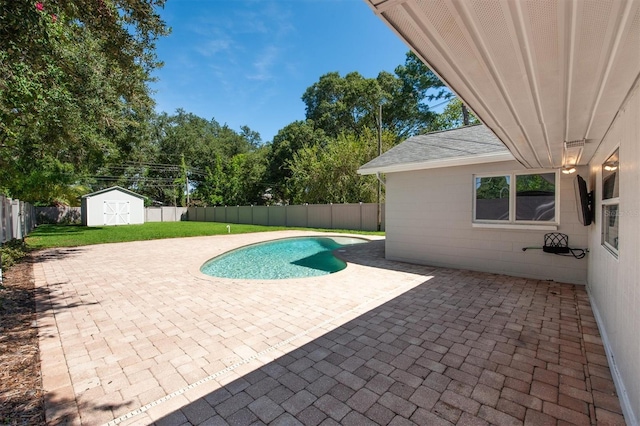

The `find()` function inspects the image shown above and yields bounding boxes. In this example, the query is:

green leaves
[426,98,479,132]
[287,130,394,204]
[0,0,168,204]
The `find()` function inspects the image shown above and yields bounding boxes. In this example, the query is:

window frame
[472,169,560,229]
[601,148,620,257]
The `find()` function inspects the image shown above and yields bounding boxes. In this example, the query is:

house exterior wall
[83,189,144,226]
[385,160,589,284]
[587,82,639,425]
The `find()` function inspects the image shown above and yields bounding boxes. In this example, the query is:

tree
[194,148,268,206]
[394,52,450,104]
[0,0,169,203]
[137,110,263,205]
[301,53,451,143]
[426,98,480,132]
[287,129,395,204]
[301,72,383,139]
[265,120,329,203]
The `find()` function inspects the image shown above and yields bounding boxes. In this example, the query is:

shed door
[103,200,130,225]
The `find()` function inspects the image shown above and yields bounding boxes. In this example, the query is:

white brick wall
[587,82,640,425]
[385,160,589,284]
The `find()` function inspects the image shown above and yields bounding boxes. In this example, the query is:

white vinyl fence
[186,203,385,231]
[33,203,384,231]
[35,206,188,224]
[1,195,36,242]
[145,206,189,222]
[36,206,82,224]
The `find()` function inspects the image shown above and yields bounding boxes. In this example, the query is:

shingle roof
[82,186,146,199]
[358,124,513,174]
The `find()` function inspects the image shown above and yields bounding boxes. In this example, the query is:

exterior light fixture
[563,140,585,165]
[562,139,585,174]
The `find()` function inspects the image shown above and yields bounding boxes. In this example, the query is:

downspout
[376,172,385,232]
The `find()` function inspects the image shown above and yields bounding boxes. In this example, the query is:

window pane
[515,173,556,221]
[475,176,510,220]
[603,204,619,252]
[602,149,619,199]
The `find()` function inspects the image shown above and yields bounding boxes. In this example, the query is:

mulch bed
[0,257,45,425]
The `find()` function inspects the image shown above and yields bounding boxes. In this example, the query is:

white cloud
[195,38,232,57]
[247,45,280,81]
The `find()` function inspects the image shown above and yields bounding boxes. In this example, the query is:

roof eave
[358,151,515,175]
[82,185,147,200]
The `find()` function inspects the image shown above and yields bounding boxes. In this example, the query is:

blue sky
[150,0,411,143]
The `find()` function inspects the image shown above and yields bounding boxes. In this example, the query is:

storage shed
[81,186,145,226]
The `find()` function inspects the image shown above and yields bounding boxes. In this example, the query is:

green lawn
[26,222,384,249]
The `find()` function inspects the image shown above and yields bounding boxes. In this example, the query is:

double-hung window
[473,171,558,227]
[602,149,619,256]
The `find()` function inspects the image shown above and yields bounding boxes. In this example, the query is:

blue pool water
[200,236,367,279]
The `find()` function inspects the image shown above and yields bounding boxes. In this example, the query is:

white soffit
[365,0,640,169]
[357,151,515,175]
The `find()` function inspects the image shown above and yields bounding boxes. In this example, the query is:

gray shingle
[359,125,510,173]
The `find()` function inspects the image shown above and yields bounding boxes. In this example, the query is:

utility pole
[180,153,189,206]
[462,104,470,126]
[377,103,382,232]
[186,174,189,206]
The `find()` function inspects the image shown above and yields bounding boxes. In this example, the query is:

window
[474,175,510,221]
[602,149,619,255]
[474,171,558,225]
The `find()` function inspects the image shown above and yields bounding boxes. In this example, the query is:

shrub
[1,239,30,270]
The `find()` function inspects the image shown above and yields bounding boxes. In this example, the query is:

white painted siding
[587,82,640,425]
[385,160,589,284]
[82,189,144,226]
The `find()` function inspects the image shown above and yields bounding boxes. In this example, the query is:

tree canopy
[0,0,169,204]
[2,7,476,209]
[301,52,450,142]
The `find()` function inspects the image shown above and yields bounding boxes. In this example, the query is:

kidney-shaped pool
[200,236,368,280]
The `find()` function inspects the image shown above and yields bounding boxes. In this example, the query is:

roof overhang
[82,185,146,200]
[364,0,640,169]
[358,151,514,175]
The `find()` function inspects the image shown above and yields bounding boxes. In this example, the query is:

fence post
[11,199,20,240]
[330,203,333,229]
[0,195,5,243]
[20,201,25,238]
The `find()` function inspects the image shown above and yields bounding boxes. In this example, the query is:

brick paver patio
[33,231,626,425]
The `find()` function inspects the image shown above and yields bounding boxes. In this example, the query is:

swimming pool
[200,236,367,279]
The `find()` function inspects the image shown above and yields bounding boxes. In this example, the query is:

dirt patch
[0,257,45,425]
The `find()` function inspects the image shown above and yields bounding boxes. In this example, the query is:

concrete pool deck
[34,231,626,425]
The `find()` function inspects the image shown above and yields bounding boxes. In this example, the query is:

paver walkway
[33,231,626,425]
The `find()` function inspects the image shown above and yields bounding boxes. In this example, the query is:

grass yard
[26,222,384,249]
